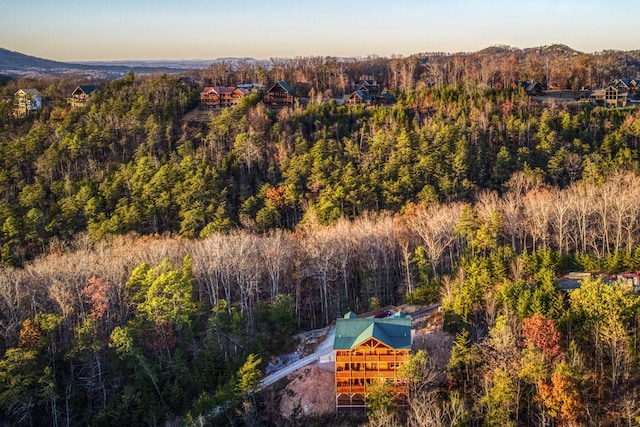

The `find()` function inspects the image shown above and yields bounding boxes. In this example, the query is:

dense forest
[1,46,640,425]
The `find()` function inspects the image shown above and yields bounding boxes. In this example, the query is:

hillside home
[333,310,413,414]
[177,76,198,90]
[375,92,396,106]
[591,85,628,108]
[200,86,234,108]
[344,90,395,107]
[519,80,545,96]
[231,87,249,104]
[200,86,250,108]
[345,90,374,106]
[264,81,295,106]
[14,88,42,115]
[67,85,96,108]
[353,79,380,94]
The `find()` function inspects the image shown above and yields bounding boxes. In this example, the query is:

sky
[0,0,637,62]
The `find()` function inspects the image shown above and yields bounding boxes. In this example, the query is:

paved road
[409,303,442,321]
[260,325,336,389]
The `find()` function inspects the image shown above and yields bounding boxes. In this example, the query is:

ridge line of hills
[0,47,218,77]
[2,44,639,78]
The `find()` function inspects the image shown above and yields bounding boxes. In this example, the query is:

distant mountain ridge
[0,48,77,71]
[2,45,638,79]
[79,57,259,69]
[0,48,215,77]
[475,43,582,56]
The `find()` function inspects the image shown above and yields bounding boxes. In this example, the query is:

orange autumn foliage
[522,313,564,364]
[538,364,584,426]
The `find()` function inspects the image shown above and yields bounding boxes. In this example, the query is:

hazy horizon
[1,0,637,62]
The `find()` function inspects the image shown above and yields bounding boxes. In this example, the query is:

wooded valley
[1,47,640,425]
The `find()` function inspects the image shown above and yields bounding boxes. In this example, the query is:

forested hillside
[1,48,640,425]
[2,69,639,265]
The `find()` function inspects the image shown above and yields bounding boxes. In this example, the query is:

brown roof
[200,86,236,95]
[214,86,235,95]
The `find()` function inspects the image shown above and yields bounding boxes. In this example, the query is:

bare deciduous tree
[523,188,553,251]
[567,182,595,254]
[411,202,464,277]
[549,187,572,254]
[260,229,293,303]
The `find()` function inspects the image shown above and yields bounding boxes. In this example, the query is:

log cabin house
[200,86,249,108]
[67,85,96,108]
[231,87,249,104]
[354,79,380,94]
[344,90,395,107]
[264,81,295,107]
[200,86,233,108]
[518,80,545,96]
[333,311,413,414]
[345,90,374,106]
[591,85,628,108]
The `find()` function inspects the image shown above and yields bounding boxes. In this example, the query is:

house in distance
[344,90,396,107]
[333,309,413,414]
[591,85,629,108]
[264,81,295,107]
[200,86,249,109]
[518,80,545,96]
[14,88,42,116]
[344,77,396,106]
[353,78,380,94]
[67,85,96,108]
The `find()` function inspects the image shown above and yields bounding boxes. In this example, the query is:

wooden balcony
[336,369,400,379]
[349,371,367,378]
[364,369,397,378]
[337,386,365,393]
[379,354,405,362]
[336,385,408,394]
[362,354,403,362]
[264,95,293,104]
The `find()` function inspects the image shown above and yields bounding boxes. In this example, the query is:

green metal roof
[352,90,373,101]
[270,80,293,94]
[333,317,412,350]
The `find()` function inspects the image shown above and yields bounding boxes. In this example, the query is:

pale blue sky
[0,0,636,61]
